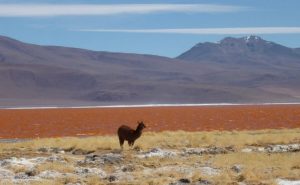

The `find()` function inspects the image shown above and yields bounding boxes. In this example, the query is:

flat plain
[0,104,299,139]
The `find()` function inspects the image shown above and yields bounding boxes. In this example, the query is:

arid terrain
[0,105,299,184]
[0,129,299,185]
[0,104,300,139]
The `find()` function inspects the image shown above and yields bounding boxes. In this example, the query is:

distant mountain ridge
[0,35,300,106]
[177,36,300,66]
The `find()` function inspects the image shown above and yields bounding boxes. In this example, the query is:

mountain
[0,35,300,107]
[177,36,300,101]
[177,36,300,66]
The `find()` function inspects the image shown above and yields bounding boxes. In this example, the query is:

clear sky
[0,0,299,57]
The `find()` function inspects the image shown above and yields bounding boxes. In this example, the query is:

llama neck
[134,127,143,137]
[135,125,143,132]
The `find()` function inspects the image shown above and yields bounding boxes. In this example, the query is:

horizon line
[1,33,299,58]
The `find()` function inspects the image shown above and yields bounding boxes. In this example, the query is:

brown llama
[117,121,146,149]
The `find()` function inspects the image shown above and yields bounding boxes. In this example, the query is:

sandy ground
[0,104,300,139]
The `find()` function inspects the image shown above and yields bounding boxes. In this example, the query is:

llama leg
[119,137,124,149]
[128,141,133,148]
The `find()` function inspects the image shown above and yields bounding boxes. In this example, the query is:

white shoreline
[1,102,300,110]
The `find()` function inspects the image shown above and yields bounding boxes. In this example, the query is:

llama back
[118,125,134,139]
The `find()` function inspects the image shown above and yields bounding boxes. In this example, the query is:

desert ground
[0,104,299,185]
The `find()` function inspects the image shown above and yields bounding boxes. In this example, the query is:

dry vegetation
[1,129,300,151]
[0,129,299,185]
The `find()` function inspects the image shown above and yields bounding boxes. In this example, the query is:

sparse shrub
[236,174,245,182]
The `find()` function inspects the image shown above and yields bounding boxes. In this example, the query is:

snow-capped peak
[244,35,262,42]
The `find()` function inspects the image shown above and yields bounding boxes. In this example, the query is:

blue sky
[0,0,299,57]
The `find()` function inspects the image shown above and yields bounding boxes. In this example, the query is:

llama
[117,121,146,149]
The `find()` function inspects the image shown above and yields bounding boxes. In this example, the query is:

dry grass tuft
[84,176,105,185]
[36,162,75,174]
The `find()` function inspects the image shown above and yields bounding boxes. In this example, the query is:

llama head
[137,121,146,130]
